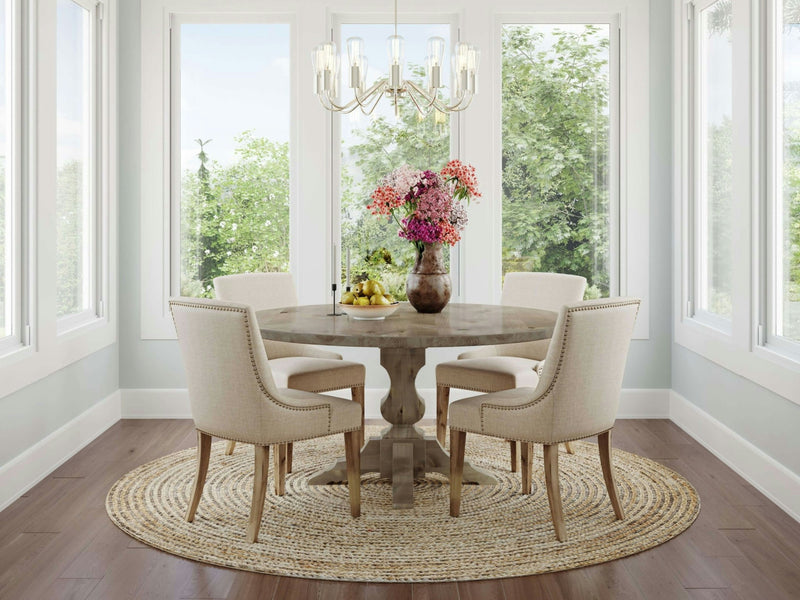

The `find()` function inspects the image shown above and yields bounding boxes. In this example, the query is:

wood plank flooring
[1,419,799,600]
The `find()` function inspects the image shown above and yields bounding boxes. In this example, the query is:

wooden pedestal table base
[308,347,495,508]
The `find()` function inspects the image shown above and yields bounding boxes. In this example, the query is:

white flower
[204,249,210,255]
[252,245,258,252]
[231,223,238,231]
[219,221,226,228]
[265,220,272,227]
[226,250,232,256]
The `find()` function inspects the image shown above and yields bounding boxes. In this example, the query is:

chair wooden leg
[352,386,365,449]
[543,443,566,542]
[449,429,466,517]
[286,442,293,474]
[563,441,575,454]
[598,430,625,520]
[273,443,287,496]
[186,431,212,522]
[436,386,450,447]
[520,441,533,494]
[247,444,270,543]
[344,431,361,518]
[509,440,518,472]
[224,440,236,455]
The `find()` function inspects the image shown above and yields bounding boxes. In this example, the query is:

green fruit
[373,294,391,306]
[341,292,356,305]
[372,280,386,295]
[361,281,374,296]
[356,297,370,306]
[384,294,395,304]
[352,282,363,296]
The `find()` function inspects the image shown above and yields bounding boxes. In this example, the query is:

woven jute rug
[106,426,699,582]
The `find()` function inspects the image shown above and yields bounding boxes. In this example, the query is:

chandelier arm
[403,84,436,117]
[431,89,474,113]
[359,86,386,116]
[352,79,389,108]
[404,80,440,113]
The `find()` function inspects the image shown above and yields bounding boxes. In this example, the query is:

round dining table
[257,302,557,509]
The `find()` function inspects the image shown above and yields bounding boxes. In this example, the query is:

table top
[257,302,557,349]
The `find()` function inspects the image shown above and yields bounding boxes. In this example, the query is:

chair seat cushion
[269,357,365,393]
[436,357,541,393]
[278,389,363,438]
[448,387,537,436]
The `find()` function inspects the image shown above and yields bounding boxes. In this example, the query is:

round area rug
[106,427,699,582]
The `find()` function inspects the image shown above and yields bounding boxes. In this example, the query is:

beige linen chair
[170,297,362,543]
[435,272,587,467]
[448,297,640,542]
[214,273,366,481]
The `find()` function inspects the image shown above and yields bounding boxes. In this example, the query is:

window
[171,20,291,298]
[337,22,453,300]
[0,0,14,348]
[768,0,800,355]
[693,0,733,328]
[501,23,616,298]
[56,0,97,330]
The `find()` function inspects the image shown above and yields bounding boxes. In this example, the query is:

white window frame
[491,3,649,339]
[330,11,463,302]
[0,0,116,399]
[55,0,101,334]
[496,13,621,302]
[0,0,23,356]
[140,0,298,338]
[674,0,800,405]
[140,0,650,340]
[763,0,800,362]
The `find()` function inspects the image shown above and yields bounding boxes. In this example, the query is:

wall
[119,0,672,398]
[0,344,118,467]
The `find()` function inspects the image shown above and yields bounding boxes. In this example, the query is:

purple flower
[399,217,441,244]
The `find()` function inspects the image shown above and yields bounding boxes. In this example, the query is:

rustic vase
[406,242,451,313]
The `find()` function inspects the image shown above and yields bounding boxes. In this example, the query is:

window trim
[493,7,650,340]
[673,0,800,405]
[0,0,116,399]
[140,0,297,339]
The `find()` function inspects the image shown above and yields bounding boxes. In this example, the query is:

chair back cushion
[497,272,587,360]
[213,272,310,359]
[170,297,330,443]
[537,298,640,440]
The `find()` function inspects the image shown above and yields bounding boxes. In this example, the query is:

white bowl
[339,302,400,320]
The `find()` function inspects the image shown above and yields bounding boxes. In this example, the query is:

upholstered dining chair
[214,272,366,489]
[435,272,587,468]
[170,297,362,543]
[448,297,640,542]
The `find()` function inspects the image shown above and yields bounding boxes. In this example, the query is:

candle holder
[328,283,345,316]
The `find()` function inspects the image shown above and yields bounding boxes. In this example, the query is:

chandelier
[311,0,480,117]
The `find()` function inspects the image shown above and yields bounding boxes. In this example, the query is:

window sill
[675,318,800,406]
[0,318,116,400]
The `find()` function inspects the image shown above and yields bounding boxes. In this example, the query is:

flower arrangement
[367,160,481,252]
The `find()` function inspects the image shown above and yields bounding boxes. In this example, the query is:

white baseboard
[0,390,122,512]
[120,387,670,420]
[669,390,800,522]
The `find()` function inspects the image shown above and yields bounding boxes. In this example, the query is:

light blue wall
[0,344,118,467]
[672,345,800,476]
[118,0,673,391]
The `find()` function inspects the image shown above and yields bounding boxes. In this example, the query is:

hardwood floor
[1,419,799,600]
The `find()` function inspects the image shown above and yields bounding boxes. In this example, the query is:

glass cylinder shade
[347,37,364,66]
[387,34,405,65]
[427,36,445,67]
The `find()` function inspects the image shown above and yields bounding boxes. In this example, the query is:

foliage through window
[695,0,733,322]
[56,0,94,320]
[339,23,451,301]
[501,24,612,298]
[775,0,800,344]
[176,23,290,298]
